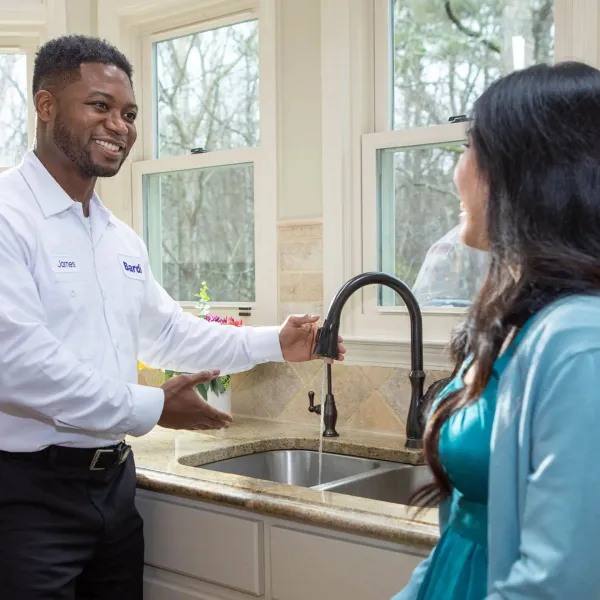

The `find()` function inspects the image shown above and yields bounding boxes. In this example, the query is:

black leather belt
[1,441,132,471]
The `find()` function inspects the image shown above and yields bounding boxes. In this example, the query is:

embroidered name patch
[51,256,80,273]
[118,254,145,280]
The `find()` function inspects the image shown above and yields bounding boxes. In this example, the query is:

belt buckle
[89,448,116,471]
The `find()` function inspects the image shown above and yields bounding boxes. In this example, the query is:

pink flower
[202,313,243,327]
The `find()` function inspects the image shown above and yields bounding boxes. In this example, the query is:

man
[0,35,344,599]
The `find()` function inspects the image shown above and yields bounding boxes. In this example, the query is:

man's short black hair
[32,34,133,96]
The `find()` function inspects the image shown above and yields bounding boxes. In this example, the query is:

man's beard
[53,114,127,178]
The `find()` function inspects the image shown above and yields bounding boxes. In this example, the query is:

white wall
[277,0,322,220]
[65,0,96,36]
[0,0,45,29]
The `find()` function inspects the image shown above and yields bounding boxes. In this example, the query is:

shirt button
[71,290,76,297]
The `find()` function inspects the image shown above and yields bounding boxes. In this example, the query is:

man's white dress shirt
[0,151,283,452]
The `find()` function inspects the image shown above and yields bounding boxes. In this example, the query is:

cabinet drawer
[136,494,264,596]
[270,526,422,600]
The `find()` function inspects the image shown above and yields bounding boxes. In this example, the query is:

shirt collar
[18,150,114,224]
[90,191,115,226]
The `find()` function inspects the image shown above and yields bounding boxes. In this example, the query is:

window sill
[178,301,269,328]
[341,337,453,371]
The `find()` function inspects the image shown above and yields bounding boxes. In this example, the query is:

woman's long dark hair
[414,61,600,507]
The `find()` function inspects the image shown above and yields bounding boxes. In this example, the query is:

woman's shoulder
[517,293,600,365]
[497,295,600,435]
[536,293,600,322]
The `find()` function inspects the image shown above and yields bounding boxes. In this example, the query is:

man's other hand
[158,370,233,431]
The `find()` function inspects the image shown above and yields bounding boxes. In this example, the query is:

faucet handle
[307,390,321,415]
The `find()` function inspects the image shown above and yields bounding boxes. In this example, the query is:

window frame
[360,122,469,341]
[0,0,67,173]
[0,38,39,173]
[130,0,278,326]
[322,0,595,368]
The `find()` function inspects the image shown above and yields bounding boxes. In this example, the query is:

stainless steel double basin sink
[194,450,433,506]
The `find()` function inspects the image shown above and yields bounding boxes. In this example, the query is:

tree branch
[444,0,501,54]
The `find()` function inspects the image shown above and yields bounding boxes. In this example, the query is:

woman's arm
[487,349,600,599]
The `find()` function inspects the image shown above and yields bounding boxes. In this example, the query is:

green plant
[163,369,232,400]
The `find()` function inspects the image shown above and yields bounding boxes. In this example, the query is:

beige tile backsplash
[139,220,451,436]
[279,221,324,322]
[232,361,450,435]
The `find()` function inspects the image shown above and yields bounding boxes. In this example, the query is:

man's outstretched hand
[278,314,346,363]
[158,370,233,431]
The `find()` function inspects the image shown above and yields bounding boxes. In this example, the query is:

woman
[394,61,600,599]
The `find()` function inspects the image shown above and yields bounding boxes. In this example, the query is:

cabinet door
[270,526,423,600]
[136,492,264,595]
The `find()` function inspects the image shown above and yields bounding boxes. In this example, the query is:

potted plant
[138,282,242,413]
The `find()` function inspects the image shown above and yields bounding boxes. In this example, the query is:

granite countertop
[129,417,439,550]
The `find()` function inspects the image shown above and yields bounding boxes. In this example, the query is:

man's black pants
[0,445,144,599]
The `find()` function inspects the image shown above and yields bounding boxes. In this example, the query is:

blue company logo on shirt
[122,260,142,274]
[118,254,145,280]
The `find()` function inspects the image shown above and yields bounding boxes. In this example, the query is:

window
[133,3,277,324]
[0,50,29,170]
[374,0,555,310]
[376,139,489,309]
[154,19,259,158]
[390,0,555,131]
[321,0,582,364]
[144,162,255,303]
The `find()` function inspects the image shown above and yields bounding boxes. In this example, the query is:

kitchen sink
[191,449,434,506]
[197,449,397,487]
[316,464,434,505]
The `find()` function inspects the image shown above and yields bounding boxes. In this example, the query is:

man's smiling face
[50,62,138,178]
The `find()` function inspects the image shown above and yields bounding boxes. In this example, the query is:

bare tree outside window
[0,53,28,168]
[145,163,255,303]
[156,19,259,157]
[392,0,554,130]
[147,20,259,302]
[380,0,554,306]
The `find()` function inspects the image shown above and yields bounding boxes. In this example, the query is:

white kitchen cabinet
[137,493,264,595]
[136,489,430,600]
[270,526,423,600]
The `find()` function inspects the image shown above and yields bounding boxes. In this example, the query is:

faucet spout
[314,272,426,449]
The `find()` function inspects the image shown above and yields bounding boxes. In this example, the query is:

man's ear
[34,90,55,123]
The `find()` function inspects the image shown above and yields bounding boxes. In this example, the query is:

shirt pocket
[39,272,91,355]
[47,272,88,314]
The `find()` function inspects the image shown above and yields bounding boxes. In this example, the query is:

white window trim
[322,0,599,369]
[139,8,258,162]
[360,123,469,342]
[0,0,66,172]
[0,37,41,171]
[125,0,278,326]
